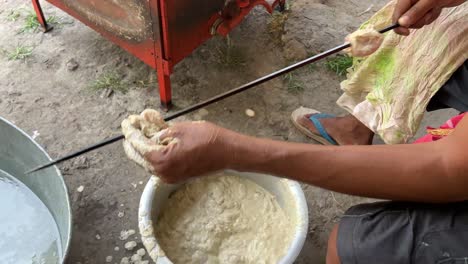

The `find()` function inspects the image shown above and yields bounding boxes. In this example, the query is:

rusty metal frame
[32,0,286,109]
[31,0,53,32]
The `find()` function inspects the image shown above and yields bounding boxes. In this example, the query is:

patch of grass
[20,12,58,33]
[268,11,288,44]
[213,37,246,68]
[308,63,318,72]
[7,46,33,60]
[45,15,58,25]
[135,80,152,87]
[133,79,158,89]
[90,72,128,93]
[283,73,304,94]
[325,54,353,77]
[7,10,21,21]
[306,52,319,72]
[21,12,42,32]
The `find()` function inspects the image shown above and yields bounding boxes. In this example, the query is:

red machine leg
[31,0,53,32]
[156,60,172,110]
[279,0,286,11]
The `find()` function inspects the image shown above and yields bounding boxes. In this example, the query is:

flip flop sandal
[291,107,339,146]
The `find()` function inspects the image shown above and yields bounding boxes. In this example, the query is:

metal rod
[26,23,400,174]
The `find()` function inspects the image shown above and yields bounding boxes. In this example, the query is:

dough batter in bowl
[138,171,308,264]
[155,175,294,264]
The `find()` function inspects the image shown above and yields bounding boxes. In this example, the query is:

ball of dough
[345,28,384,57]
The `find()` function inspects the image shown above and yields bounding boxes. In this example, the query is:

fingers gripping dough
[122,140,155,172]
[121,109,175,173]
[140,109,168,137]
[345,28,384,57]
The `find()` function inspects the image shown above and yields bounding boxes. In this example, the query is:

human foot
[295,113,374,145]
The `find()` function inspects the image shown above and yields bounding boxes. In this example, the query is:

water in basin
[0,169,62,264]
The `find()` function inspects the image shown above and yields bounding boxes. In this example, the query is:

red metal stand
[156,59,172,110]
[32,0,285,109]
[31,0,53,32]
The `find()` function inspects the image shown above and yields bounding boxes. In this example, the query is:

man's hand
[145,121,237,183]
[121,109,169,174]
[393,0,466,35]
[123,110,468,202]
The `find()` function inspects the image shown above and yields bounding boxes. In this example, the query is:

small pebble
[100,88,114,98]
[245,109,255,117]
[114,246,119,251]
[139,181,143,185]
[137,248,146,256]
[119,229,136,240]
[120,204,124,207]
[32,130,40,139]
[105,256,113,263]
[131,254,142,262]
[95,234,101,240]
[198,108,209,117]
[118,211,125,218]
[73,156,89,170]
[66,58,79,71]
[77,186,84,193]
[193,114,202,120]
[124,241,137,251]
[120,257,129,264]
[131,183,137,188]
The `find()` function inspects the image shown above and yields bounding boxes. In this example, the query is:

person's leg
[427,60,468,113]
[333,201,468,264]
[296,114,374,145]
[326,224,340,264]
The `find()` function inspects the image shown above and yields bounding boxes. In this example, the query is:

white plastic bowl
[138,170,308,264]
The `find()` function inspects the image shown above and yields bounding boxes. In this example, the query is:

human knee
[326,223,340,264]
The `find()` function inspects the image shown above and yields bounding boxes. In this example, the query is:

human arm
[144,117,468,203]
[393,0,467,35]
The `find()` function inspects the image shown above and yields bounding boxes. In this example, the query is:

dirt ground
[0,0,456,263]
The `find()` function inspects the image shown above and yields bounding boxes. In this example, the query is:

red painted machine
[32,0,285,109]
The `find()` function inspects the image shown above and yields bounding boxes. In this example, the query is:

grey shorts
[427,60,468,112]
[337,201,468,264]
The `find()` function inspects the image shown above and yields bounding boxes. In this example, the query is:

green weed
[7,10,21,21]
[7,46,33,60]
[133,79,159,89]
[325,54,353,76]
[20,12,58,32]
[268,11,288,44]
[283,73,304,94]
[21,12,42,32]
[306,52,319,72]
[213,37,246,68]
[90,72,128,93]
[308,63,318,72]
